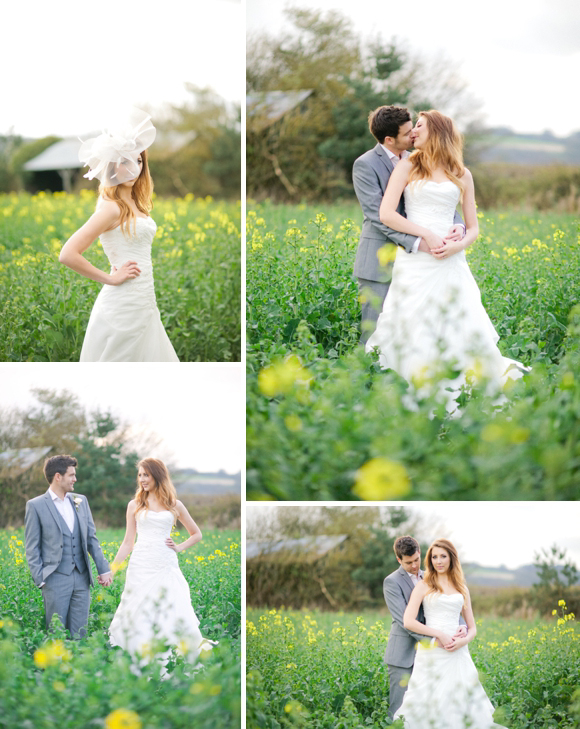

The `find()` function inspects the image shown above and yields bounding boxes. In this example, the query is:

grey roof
[0,447,52,475]
[246,534,347,560]
[24,138,84,171]
[247,89,313,130]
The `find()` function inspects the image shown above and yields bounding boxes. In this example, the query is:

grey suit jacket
[25,490,110,588]
[383,566,427,669]
[352,144,464,282]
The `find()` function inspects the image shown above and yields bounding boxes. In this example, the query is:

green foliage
[0,527,240,728]
[247,606,580,728]
[532,545,580,616]
[0,190,241,362]
[246,204,580,500]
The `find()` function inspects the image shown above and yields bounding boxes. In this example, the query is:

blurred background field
[0,525,240,729]
[0,190,240,362]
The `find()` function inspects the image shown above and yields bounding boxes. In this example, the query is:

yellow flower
[353,458,411,500]
[377,244,397,267]
[558,599,566,607]
[284,414,303,432]
[258,355,312,398]
[105,708,142,729]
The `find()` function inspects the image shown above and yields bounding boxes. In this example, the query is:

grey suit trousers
[357,276,391,344]
[387,664,413,721]
[42,567,90,639]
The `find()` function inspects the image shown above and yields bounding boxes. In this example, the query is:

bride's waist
[406,212,455,237]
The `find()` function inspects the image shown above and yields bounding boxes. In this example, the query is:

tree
[151,85,240,199]
[531,544,579,615]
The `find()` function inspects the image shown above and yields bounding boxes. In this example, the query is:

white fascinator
[78,108,156,187]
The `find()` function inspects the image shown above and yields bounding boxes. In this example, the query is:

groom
[383,535,466,721]
[25,455,113,639]
[352,105,465,343]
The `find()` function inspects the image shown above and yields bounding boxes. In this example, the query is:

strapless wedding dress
[366,181,526,411]
[109,510,215,666]
[393,592,506,728]
[80,216,179,362]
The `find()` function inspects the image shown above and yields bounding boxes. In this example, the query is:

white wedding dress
[366,181,526,411]
[80,216,179,362]
[109,510,215,667]
[394,592,506,728]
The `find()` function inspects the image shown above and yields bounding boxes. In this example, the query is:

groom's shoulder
[27,492,47,507]
[354,146,379,167]
[384,567,401,584]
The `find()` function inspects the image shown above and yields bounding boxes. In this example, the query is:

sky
[247,0,580,137]
[1,0,243,138]
[245,502,580,570]
[0,363,243,474]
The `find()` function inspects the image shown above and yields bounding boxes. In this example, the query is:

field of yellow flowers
[0,527,240,728]
[246,202,580,500]
[0,191,241,361]
[246,604,580,728]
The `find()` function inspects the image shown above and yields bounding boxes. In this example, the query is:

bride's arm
[446,588,477,651]
[58,200,141,286]
[165,501,202,553]
[379,160,444,250]
[403,582,455,646]
[432,169,479,259]
[112,500,138,567]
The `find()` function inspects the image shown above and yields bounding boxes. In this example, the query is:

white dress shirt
[49,487,75,532]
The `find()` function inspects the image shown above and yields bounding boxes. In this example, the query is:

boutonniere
[73,497,82,511]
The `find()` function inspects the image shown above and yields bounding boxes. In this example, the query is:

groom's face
[398,550,421,576]
[57,466,77,493]
[386,121,414,154]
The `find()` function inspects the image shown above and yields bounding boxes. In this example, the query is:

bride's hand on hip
[165,537,181,553]
[109,261,141,285]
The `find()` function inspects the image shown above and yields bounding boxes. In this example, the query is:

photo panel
[245,0,580,500]
[0,362,242,727]
[246,501,580,727]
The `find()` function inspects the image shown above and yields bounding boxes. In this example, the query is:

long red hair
[134,457,179,522]
[99,148,154,236]
[408,110,465,199]
[424,538,468,600]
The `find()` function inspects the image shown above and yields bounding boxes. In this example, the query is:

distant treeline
[0,85,240,200]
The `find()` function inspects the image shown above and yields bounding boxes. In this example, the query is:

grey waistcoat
[54,508,88,575]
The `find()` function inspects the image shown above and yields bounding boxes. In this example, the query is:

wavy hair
[134,457,179,522]
[98,148,154,236]
[424,538,468,600]
[408,110,465,199]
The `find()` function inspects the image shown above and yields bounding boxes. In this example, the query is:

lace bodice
[423,591,464,635]
[404,180,461,238]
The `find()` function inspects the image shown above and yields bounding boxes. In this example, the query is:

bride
[109,458,215,669]
[394,538,506,728]
[366,110,526,412]
[59,109,179,362]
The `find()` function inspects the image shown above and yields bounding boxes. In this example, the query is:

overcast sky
[0,363,242,474]
[247,0,580,137]
[246,502,580,570]
[1,0,243,138]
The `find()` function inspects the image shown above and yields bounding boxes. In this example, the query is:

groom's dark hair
[368,106,411,143]
[44,455,78,485]
[394,535,420,559]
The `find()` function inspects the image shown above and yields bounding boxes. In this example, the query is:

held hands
[109,260,141,285]
[98,572,113,587]
[165,537,181,553]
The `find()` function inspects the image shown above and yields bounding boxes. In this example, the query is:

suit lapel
[398,565,416,593]
[68,494,87,542]
[44,491,63,533]
[374,143,394,176]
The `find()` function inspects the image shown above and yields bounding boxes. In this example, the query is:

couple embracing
[24,454,215,664]
[384,535,505,728]
[353,106,528,413]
